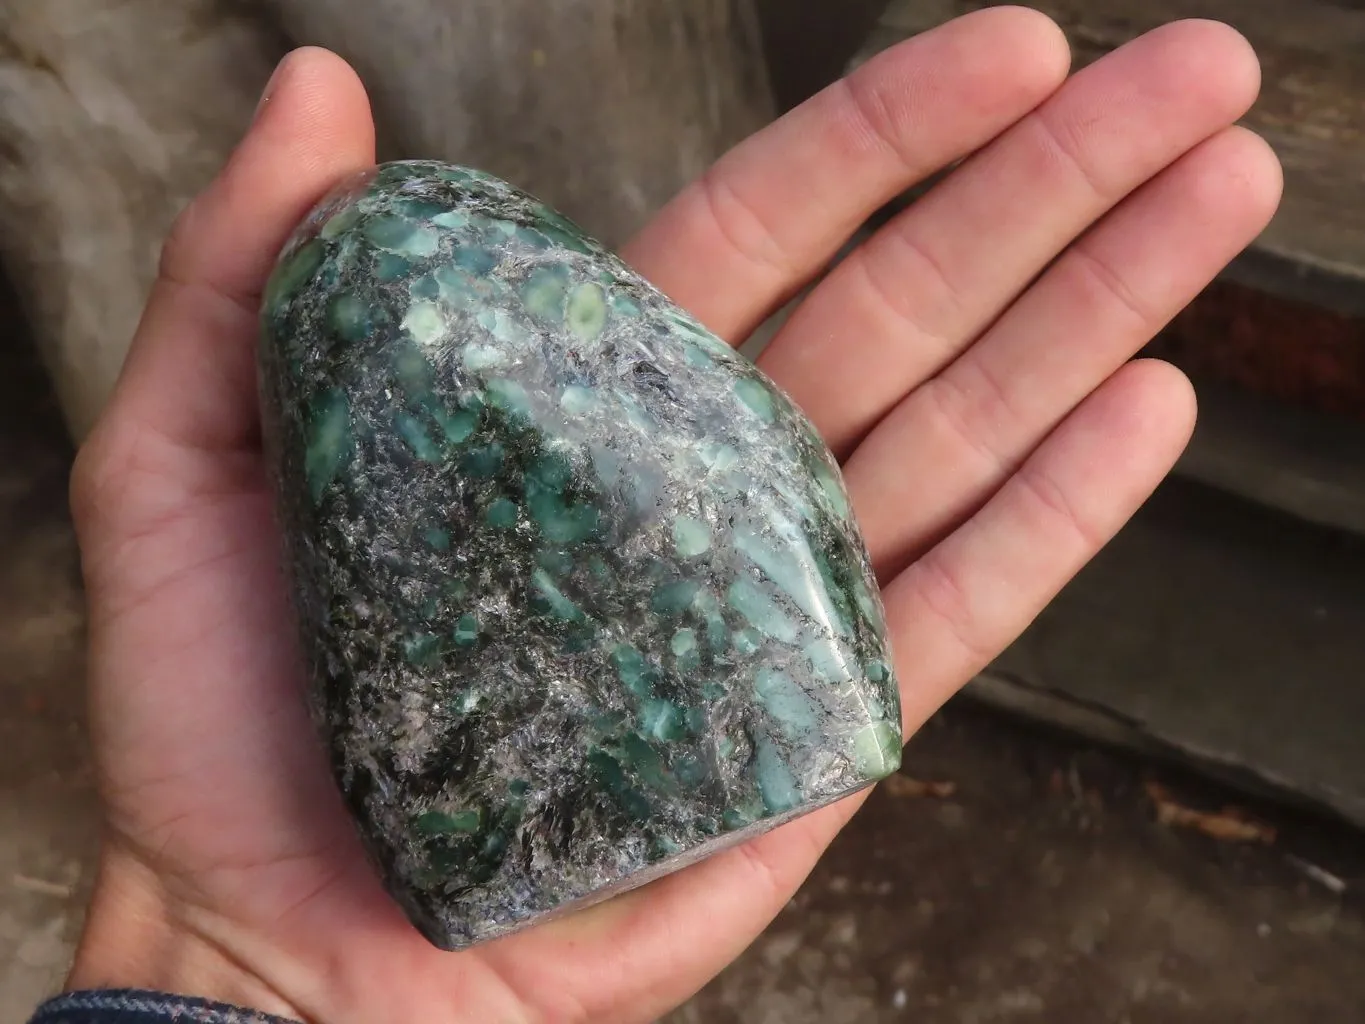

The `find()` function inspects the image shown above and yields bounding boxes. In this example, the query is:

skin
[64,9,1281,1023]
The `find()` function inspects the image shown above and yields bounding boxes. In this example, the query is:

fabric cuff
[29,990,301,1024]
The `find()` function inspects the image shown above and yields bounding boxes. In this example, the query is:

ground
[2,297,1363,1021]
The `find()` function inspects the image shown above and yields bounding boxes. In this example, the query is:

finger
[882,359,1196,729]
[761,19,1261,453]
[848,126,1281,575]
[98,47,375,457]
[622,6,1070,341]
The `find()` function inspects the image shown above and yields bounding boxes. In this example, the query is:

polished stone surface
[258,160,901,949]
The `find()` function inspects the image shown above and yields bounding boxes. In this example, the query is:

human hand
[66,10,1280,1023]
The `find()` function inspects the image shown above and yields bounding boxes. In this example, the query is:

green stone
[259,160,900,952]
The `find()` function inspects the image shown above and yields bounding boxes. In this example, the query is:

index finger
[621,6,1070,343]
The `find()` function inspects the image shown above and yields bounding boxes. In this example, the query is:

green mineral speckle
[735,525,842,631]
[320,204,362,240]
[486,497,519,528]
[671,628,700,673]
[651,579,700,615]
[375,252,414,281]
[543,505,599,545]
[325,292,374,342]
[754,739,801,813]
[560,384,596,415]
[753,667,818,739]
[395,412,442,463]
[435,408,478,444]
[611,644,656,698]
[531,568,582,622]
[735,378,777,422]
[304,389,352,502]
[486,378,532,418]
[462,443,504,478]
[265,238,325,311]
[432,209,470,230]
[812,459,852,521]
[806,639,853,683]
[394,344,435,396]
[522,266,569,322]
[567,283,608,341]
[685,345,715,369]
[610,292,641,317]
[733,627,763,655]
[403,632,442,666]
[364,214,439,256]
[533,206,595,254]
[672,516,711,558]
[402,300,446,345]
[727,578,799,643]
[453,614,480,646]
[455,245,498,276]
[639,699,687,742]
[852,721,902,777]
[410,275,440,301]
[417,809,483,835]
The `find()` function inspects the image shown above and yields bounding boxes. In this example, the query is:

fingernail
[253,52,294,123]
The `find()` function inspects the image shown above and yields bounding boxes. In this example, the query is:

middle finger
[760,19,1261,455]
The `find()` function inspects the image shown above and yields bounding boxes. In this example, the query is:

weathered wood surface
[1173,377,1365,540]
[979,472,1365,830]
[1147,281,1365,538]
[0,0,284,441]
[857,0,1365,318]
[0,0,774,440]
[269,0,774,249]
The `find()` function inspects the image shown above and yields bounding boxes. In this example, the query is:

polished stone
[258,160,902,950]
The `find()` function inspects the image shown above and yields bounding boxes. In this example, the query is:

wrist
[67,839,304,1021]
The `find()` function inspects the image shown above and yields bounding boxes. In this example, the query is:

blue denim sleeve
[29,991,301,1024]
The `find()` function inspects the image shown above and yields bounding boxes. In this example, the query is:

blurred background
[1,1,1363,1019]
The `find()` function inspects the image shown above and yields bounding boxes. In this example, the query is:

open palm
[66,12,1279,1024]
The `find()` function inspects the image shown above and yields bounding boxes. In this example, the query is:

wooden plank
[975,474,1365,830]
[272,0,775,249]
[856,0,1365,317]
[1151,280,1365,425]
[1174,377,1365,540]
[1146,280,1365,538]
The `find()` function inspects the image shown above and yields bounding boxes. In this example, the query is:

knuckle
[1016,460,1103,550]
[920,367,1013,477]
[911,548,995,664]
[696,163,793,279]
[1067,243,1156,329]
[838,71,917,174]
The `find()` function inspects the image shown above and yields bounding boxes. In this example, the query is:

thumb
[73,46,376,539]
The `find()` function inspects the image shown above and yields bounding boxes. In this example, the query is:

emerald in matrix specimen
[259,160,902,950]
